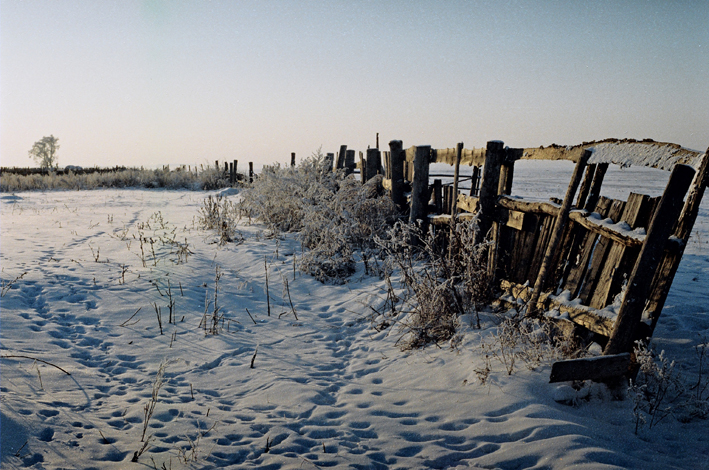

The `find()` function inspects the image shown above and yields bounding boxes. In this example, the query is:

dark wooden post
[366,148,381,182]
[215,160,219,171]
[224,162,228,175]
[474,141,505,246]
[336,145,347,170]
[234,160,238,181]
[249,162,254,183]
[451,142,463,216]
[291,153,296,167]
[432,179,443,214]
[345,150,356,176]
[409,145,431,229]
[325,153,334,171]
[229,162,234,184]
[470,166,480,196]
[389,140,406,213]
[359,151,367,183]
[498,148,515,197]
[526,149,591,315]
[604,164,696,355]
[647,151,709,334]
[376,132,379,149]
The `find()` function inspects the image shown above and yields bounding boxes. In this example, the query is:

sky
[1,0,708,169]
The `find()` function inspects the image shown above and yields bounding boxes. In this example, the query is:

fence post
[526,149,590,315]
[336,145,347,170]
[325,153,334,171]
[234,160,238,182]
[498,148,515,196]
[345,150,356,176]
[229,162,234,184]
[449,142,463,216]
[409,145,431,230]
[388,140,406,213]
[647,150,709,334]
[291,153,296,167]
[432,179,443,214]
[475,141,505,247]
[215,160,219,171]
[249,162,254,183]
[604,164,696,355]
[359,151,366,182]
[366,148,381,182]
[584,163,608,211]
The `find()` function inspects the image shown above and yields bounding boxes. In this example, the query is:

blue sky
[1,0,707,169]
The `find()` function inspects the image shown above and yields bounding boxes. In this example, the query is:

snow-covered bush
[0,166,233,191]
[375,219,492,349]
[238,150,344,235]
[629,342,685,433]
[239,150,396,284]
[197,195,243,245]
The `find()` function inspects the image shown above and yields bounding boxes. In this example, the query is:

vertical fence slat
[526,150,590,315]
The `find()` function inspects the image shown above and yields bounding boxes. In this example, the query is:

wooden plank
[525,214,555,284]
[498,280,615,336]
[457,194,479,213]
[605,164,696,355]
[563,197,614,297]
[497,196,561,216]
[589,193,652,309]
[577,199,626,304]
[584,163,609,211]
[575,164,596,208]
[549,354,631,383]
[527,150,590,314]
[511,214,541,284]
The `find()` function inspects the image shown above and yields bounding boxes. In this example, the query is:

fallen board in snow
[549,353,631,383]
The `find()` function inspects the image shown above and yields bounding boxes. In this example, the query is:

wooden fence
[344,138,708,382]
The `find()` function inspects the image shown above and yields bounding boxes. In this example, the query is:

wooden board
[549,354,631,383]
[577,199,626,304]
[588,193,652,309]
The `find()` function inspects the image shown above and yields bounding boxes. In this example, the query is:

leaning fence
[341,138,708,383]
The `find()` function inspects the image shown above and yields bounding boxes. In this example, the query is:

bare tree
[28,135,60,169]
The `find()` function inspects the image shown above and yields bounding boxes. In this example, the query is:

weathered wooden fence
[344,138,708,382]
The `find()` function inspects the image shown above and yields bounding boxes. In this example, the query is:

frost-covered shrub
[0,166,232,192]
[299,175,397,283]
[197,195,243,245]
[629,342,685,433]
[239,151,344,235]
[240,151,396,284]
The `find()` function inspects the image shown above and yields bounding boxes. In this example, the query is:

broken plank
[549,353,631,383]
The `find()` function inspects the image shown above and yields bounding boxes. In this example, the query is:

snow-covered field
[1,162,708,469]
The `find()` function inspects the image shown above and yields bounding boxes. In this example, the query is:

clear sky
[1,0,708,169]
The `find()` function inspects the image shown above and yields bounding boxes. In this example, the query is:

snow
[587,141,703,171]
[1,180,708,469]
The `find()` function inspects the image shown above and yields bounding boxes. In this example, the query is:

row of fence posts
[215,152,300,185]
